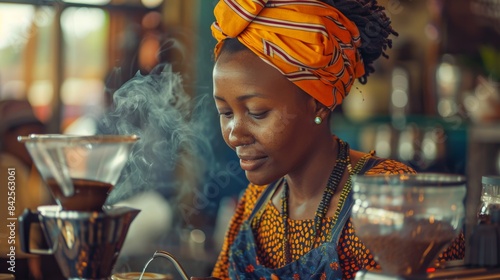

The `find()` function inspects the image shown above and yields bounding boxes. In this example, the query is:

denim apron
[228,157,382,279]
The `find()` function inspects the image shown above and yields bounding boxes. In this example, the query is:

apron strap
[359,157,386,174]
[248,178,283,229]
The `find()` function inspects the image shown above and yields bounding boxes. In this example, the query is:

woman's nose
[227,117,253,148]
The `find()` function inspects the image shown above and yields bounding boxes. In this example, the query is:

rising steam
[99,63,215,205]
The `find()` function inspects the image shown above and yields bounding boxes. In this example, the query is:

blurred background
[0,0,499,278]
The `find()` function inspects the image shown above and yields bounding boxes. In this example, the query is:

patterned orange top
[212,157,466,279]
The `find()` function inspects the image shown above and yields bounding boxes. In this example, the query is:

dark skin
[213,48,366,220]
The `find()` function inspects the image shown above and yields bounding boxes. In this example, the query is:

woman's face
[213,48,321,185]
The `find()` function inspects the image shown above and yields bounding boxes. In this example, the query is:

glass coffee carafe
[351,173,466,278]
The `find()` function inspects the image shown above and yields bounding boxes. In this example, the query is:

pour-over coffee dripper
[351,173,466,279]
[17,134,141,280]
[18,134,140,211]
[20,205,140,279]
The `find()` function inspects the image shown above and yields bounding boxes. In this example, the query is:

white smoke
[99,63,215,205]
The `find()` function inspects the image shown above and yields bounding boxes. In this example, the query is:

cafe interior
[0,0,499,279]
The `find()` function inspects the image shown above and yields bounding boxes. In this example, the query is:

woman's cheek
[220,119,231,147]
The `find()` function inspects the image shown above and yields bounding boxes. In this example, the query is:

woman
[210,0,464,279]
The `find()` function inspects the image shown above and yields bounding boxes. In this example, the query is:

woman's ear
[303,90,332,124]
[314,100,331,123]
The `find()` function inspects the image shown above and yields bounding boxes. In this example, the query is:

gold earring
[314,116,322,125]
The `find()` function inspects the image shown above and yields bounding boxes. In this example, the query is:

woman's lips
[239,156,268,171]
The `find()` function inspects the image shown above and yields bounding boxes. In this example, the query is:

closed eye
[218,111,233,118]
[249,111,269,119]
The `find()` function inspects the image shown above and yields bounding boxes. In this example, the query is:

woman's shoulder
[348,148,416,175]
[364,157,416,175]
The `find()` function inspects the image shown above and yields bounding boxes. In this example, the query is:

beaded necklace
[281,138,349,265]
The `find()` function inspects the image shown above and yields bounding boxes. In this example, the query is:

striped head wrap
[211,0,366,110]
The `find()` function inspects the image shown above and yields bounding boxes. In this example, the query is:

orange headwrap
[212,0,365,109]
